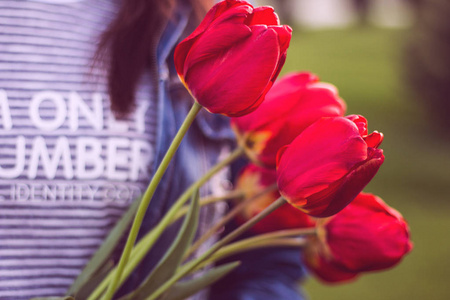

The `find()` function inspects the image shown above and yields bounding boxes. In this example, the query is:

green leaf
[31,297,75,300]
[67,198,141,296]
[162,261,240,300]
[121,189,200,300]
[69,260,114,300]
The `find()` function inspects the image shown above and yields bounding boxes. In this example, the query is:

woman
[0,0,305,299]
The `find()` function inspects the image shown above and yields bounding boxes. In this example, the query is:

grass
[282,27,450,300]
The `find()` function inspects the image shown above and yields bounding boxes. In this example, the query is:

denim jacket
[119,3,307,299]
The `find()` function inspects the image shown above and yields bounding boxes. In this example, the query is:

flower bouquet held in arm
[59,1,412,299]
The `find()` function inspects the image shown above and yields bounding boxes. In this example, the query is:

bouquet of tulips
[57,1,412,299]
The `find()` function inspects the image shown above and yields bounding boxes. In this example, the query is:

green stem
[173,190,245,221]
[101,102,202,300]
[184,183,278,259]
[89,146,244,300]
[126,146,245,265]
[146,197,287,300]
[127,190,245,275]
[208,237,308,264]
[203,228,316,267]
[227,227,317,245]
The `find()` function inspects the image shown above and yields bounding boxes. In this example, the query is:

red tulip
[303,193,412,283]
[174,0,292,117]
[276,115,384,217]
[235,164,314,233]
[231,72,346,167]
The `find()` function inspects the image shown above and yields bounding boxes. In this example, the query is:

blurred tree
[404,0,450,129]
[352,0,371,25]
[275,0,294,26]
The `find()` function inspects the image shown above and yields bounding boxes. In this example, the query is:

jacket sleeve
[209,231,308,300]
[207,173,308,300]
[207,157,308,300]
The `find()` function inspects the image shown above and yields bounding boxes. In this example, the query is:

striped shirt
[0,0,158,298]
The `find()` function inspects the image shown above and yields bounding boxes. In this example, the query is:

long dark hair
[96,0,212,115]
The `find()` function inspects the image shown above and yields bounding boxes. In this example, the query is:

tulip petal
[327,193,412,272]
[183,22,252,75]
[236,163,314,233]
[277,117,367,205]
[231,72,346,167]
[261,91,346,166]
[174,0,234,76]
[276,145,289,169]
[248,6,279,26]
[175,2,254,77]
[232,72,312,133]
[269,72,319,100]
[304,193,412,283]
[304,254,358,283]
[217,0,251,16]
[266,25,292,84]
[175,0,291,116]
[186,25,284,116]
[271,25,292,54]
[302,148,385,217]
[346,115,368,136]
[364,131,384,148]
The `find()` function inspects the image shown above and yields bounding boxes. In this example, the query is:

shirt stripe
[0,1,158,298]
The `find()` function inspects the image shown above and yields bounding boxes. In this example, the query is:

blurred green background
[279,24,450,300]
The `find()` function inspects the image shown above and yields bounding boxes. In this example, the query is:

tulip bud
[235,164,314,233]
[303,193,412,283]
[231,72,346,167]
[174,0,292,117]
[276,115,384,217]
